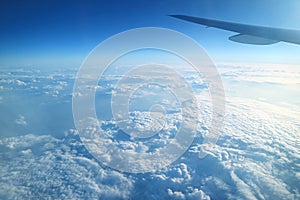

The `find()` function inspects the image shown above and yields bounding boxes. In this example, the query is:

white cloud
[219,64,300,84]
[15,79,26,86]
[1,65,300,199]
[0,132,134,199]
[167,189,185,199]
[15,115,27,126]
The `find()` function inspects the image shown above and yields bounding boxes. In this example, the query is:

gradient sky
[1,0,300,67]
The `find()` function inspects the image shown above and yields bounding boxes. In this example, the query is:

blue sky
[1,0,300,67]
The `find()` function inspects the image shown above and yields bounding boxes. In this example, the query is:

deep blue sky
[1,0,300,67]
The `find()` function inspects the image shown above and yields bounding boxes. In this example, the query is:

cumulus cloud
[0,132,134,199]
[1,65,300,199]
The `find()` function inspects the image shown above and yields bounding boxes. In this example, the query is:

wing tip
[168,14,185,19]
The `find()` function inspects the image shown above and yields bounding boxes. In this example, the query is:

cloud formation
[0,66,299,199]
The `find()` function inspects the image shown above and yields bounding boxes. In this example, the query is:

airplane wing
[170,15,300,45]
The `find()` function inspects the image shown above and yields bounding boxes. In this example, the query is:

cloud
[15,115,27,126]
[0,132,134,199]
[1,65,300,199]
[219,64,300,84]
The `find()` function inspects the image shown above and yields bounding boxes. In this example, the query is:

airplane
[170,15,300,45]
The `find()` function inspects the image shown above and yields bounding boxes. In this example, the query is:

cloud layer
[0,66,299,199]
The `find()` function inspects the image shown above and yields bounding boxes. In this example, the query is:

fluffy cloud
[0,132,134,199]
[1,65,299,199]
